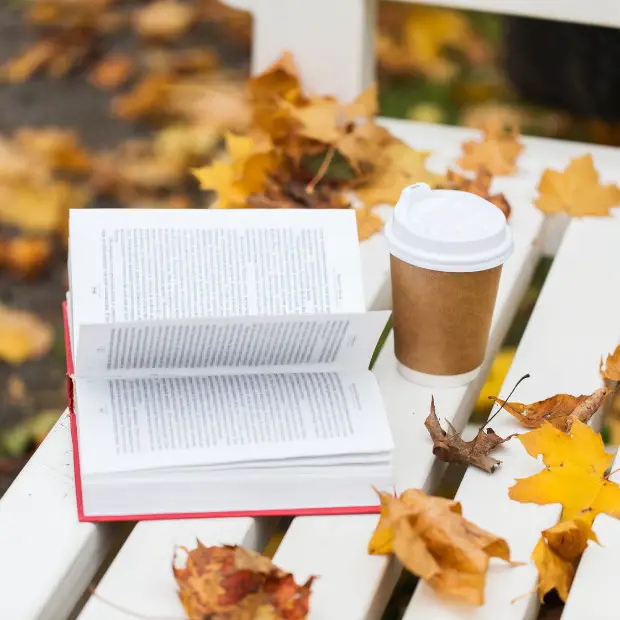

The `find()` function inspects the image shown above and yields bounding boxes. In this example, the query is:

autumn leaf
[490,387,611,433]
[425,396,515,472]
[458,121,523,176]
[535,154,620,217]
[437,168,511,219]
[368,488,514,605]
[532,519,599,602]
[89,53,134,90]
[0,181,88,233]
[0,237,53,279]
[15,128,91,174]
[0,306,54,365]
[133,0,195,41]
[355,207,384,241]
[192,132,278,208]
[509,420,620,525]
[601,345,620,382]
[173,542,313,619]
[356,139,443,207]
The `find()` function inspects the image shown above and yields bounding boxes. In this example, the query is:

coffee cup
[384,182,514,387]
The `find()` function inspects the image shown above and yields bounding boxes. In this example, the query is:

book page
[74,370,393,475]
[75,311,390,377]
[69,208,366,345]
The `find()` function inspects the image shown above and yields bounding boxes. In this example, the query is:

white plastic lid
[384,183,514,273]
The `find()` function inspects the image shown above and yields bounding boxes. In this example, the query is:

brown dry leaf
[425,396,515,473]
[142,47,219,76]
[0,237,53,279]
[133,0,195,41]
[336,122,393,180]
[458,121,523,176]
[287,97,342,145]
[356,139,443,207]
[173,542,313,619]
[438,168,511,219]
[112,73,172,121]
[535,154,620,217]
[490,387,611,433]
[15,128,91,174]
[0,181,88,233]
[601,345,620,382]
[532,519,599,601]
[0,306,54,365]
[344,83,378,122]
[509,420,620,526]
[247,175,350,211]
[6,375,26,405]
[89,53,134,89]
[355,207,384,241]
[368,488,514,605]
[0,41,57,83]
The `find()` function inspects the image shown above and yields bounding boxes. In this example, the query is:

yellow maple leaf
[0,306,54,365]
[458,122,523,176]
[287,97,342,145]
[532,519,599,602]
[368,489,514,606]
[356,139,443,207]
[600,345,620,382]
[509,420,620,525]
[192,132,277,208]
[535,154,620,217]
[355,207,384,241]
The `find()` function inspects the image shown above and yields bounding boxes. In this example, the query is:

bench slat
[0,414,117,620]
[404,212,620,619]
[394,0,620,29]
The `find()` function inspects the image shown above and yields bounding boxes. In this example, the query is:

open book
[64,207,393,521]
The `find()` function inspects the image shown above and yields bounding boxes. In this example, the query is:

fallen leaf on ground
[15,128,91,174]
[535,154,620,217]
[532,519,599,601]
[0,306,54,365]
[509,420,620,525]
[458,121,523,175]
[133,0,195,41]
[368,488,514,605]
[0,181,88,233]
[6,375,26,405]
[0,237,53,279]
[173,542,313,619]
[438,168,511,218]
[601,345,620,382]
[425,396,515,472]
[89,53,134,89]
[490,387,611,433]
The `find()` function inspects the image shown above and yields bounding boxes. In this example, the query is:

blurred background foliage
[0,0,619,495]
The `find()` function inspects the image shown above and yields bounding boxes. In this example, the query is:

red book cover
[63,302,381,522]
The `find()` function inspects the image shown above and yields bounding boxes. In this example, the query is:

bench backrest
[224,0,620,102]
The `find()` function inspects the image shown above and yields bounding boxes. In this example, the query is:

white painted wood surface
[0,413,116,620]
[404,212,620,620]
[393,0,620,29]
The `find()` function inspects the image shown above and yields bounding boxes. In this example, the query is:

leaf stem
[480,373,530,431]
[306,144,336,194]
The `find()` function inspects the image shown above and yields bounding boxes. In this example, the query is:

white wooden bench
[1,1,620,619]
